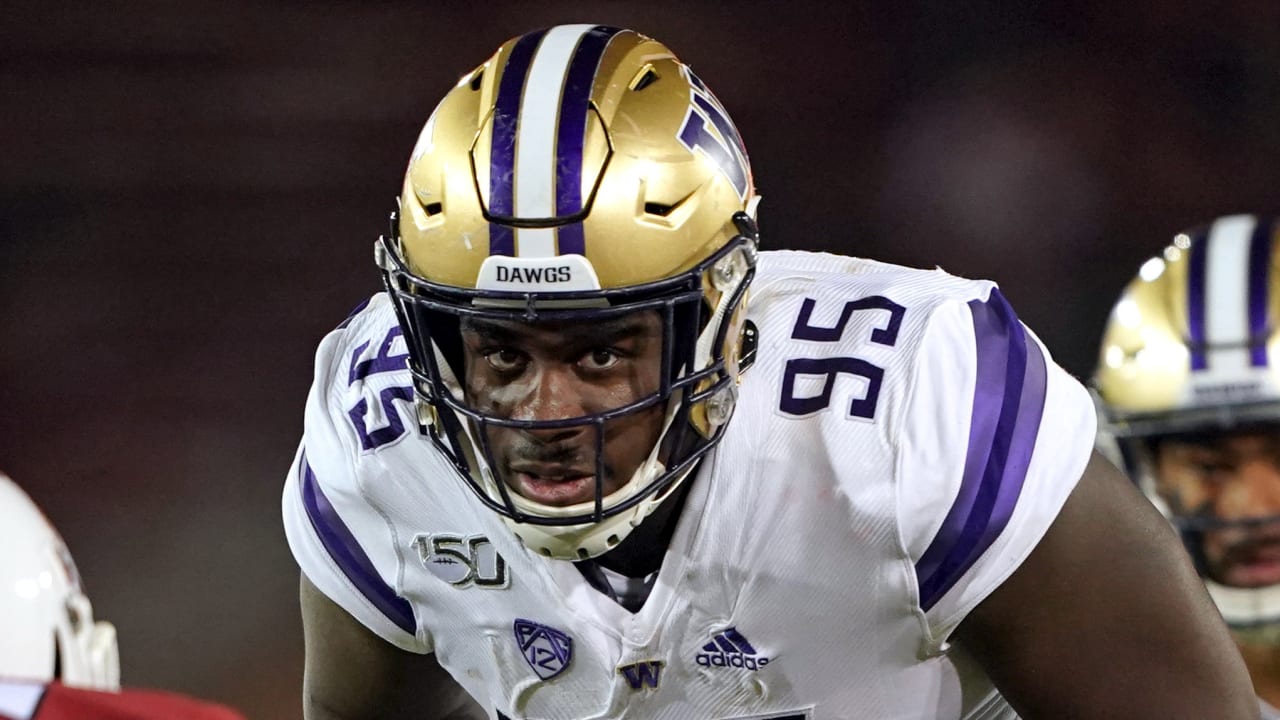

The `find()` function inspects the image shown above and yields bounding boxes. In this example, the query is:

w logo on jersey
[677,68,751,201]
[513,619,573,680]
[618,660,663,690]
[695,627,770,671]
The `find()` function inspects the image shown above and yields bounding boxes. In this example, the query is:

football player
[283,25,1254,719]
[1094,214,1280,719]
[0,473,245,720]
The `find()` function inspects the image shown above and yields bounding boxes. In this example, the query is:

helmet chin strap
[1208,578,1280,631]
[1230,620,1280,647]
[505,460,698,561]
[509,389,683,516]
[495,392,689,560]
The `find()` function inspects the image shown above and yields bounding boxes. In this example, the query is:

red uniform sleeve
[34,684,245,720]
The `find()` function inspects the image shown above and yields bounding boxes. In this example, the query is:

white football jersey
[283,250,1096,720]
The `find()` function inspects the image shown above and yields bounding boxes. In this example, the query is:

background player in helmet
[0,474,245,720]
[1095,214,1280,718]
[284,25,1254,719]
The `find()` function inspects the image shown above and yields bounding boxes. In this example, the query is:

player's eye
[580,349,620,371]
[1191,457,1235,481]
[484,349,526,373]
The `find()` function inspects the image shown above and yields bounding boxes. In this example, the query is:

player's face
[1154,430,1280,587]
[459,310,666,507]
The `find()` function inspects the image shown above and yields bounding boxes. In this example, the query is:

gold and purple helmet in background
[1094,214,1280,625]
[375,25,760,559]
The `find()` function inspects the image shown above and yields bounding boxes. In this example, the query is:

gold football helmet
[376,25,760,559]
[1094,214,1280,625]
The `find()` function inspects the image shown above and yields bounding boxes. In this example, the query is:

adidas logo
[695,627,770,671]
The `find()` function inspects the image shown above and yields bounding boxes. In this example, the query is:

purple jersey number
[346,326,416,451]
[779,296,905,419]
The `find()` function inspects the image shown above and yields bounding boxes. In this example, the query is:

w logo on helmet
[678,69,751,201]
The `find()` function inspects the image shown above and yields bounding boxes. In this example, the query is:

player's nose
[506,363,596,441]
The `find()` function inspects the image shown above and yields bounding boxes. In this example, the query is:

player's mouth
[507,464,597,506]
[1221,540,1280,587]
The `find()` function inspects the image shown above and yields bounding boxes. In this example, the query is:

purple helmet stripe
[1249,218,1273,367]
[915,289,1048,612]
[556,222,586,255]
[487,29,547,256]
[299,455,417,634]
[553,25,620,255]
[488,222,515,259]
[1187,230,1209,370]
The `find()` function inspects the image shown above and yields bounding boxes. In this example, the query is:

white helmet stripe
[1204,215,1255,373]
[513,24,595,258]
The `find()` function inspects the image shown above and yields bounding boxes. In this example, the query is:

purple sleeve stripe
[1187,230,1209,370]
[299,453,416,634]
[1249,218,1273,367]
[915,289,1049,612]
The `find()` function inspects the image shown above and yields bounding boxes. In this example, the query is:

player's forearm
[304,692,485,720]
[302,695,369,720]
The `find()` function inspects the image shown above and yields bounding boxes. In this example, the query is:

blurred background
[3,1,1280,717]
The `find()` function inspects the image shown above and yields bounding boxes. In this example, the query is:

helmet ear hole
[65,597,84,633]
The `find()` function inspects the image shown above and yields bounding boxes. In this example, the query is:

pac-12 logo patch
[514,619,573,680]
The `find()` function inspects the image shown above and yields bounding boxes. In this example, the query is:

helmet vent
[643,189,693,218]
[644,201,676,217]
[629,65,658,91]
[469,70,484,91]
[424,201,443,217]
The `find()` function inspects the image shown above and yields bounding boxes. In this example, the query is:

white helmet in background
[0,473,119,689]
